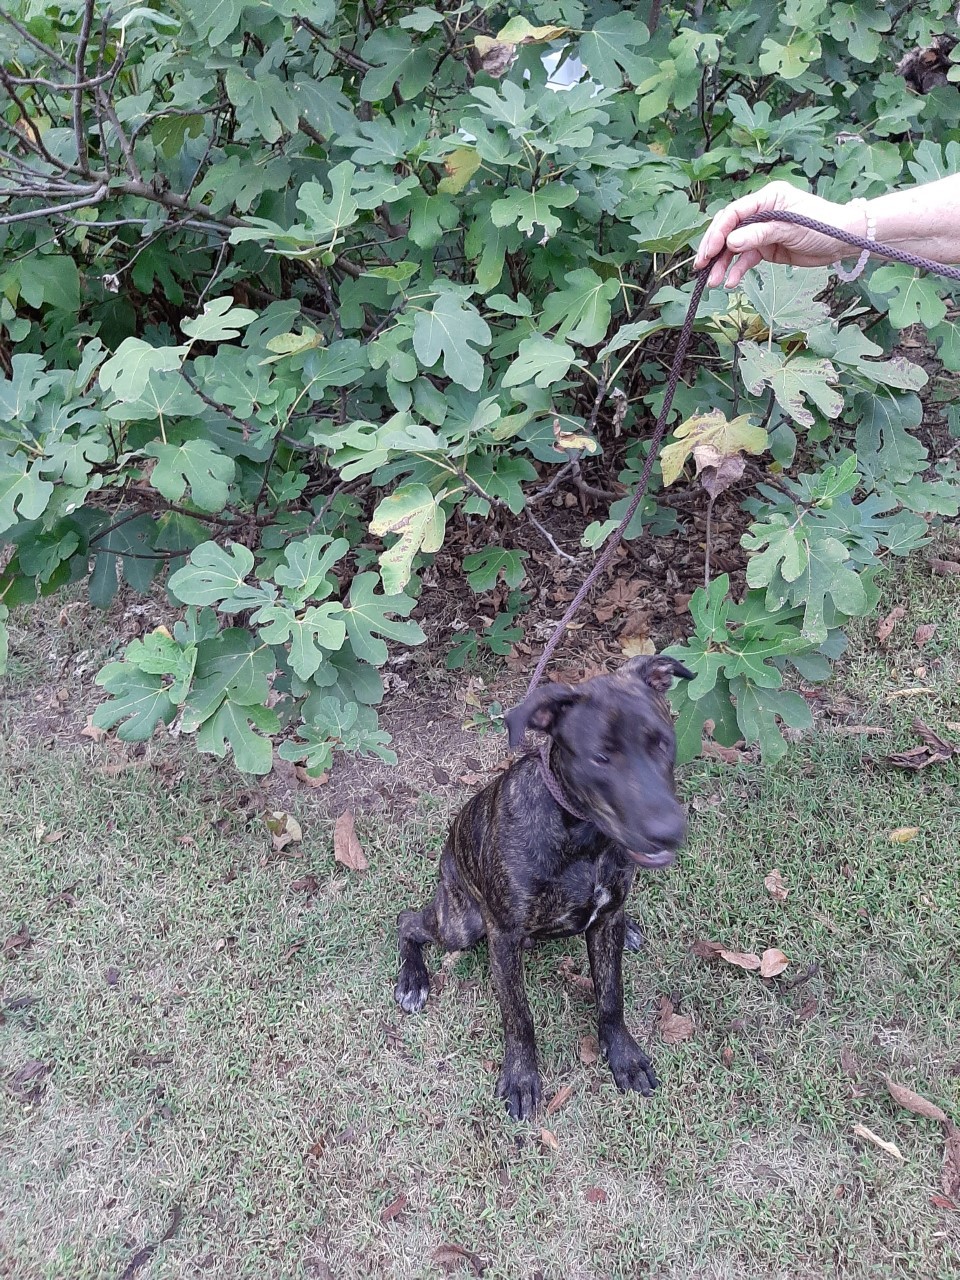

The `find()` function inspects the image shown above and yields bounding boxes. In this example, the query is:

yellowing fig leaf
[437,147,481,195]
[660,410,767,489]
[759,948,789,978]
[888,826,920,843]
[497,17,570,43]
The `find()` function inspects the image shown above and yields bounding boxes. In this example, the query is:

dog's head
[504,655,694,869]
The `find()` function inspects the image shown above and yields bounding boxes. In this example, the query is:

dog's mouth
[626,847,676,870]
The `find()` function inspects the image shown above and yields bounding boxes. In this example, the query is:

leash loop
[520,208,960,703]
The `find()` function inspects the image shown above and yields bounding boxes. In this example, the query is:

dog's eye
[593,752,610,766]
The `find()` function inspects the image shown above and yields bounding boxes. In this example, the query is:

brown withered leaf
[80,715,107,742]
[8,1059,50,1101]
[584,1186,608,1204]
[719,949,762,971]
[432,1242,487,1276]
[931,1193,958,1211]
[852,1123,905,1162]
[943,1125,960,1200]
[914,623,937,647]
[458,772,487,786]
[930,557,960,576]
[888,826,919,843]
[701,740,744,764]
[764,869,789,902]
[657,996,694,1045]
[876,605,905,644]
[885,718,955,771]
[546,1084,573,1115]
[280,939,305,965]
[333,810,367,871]
[840,1047,860,1080]
[540,1127,559,1151]
[579,1035,600,1066]
[691,939,725,962]
[473,35,514,77]
[759,948,790,978]
[291,873,320,895]
[3,924,31,958]
[621,635,655,658]
[295,766,328,789]
[884,1076,949,1124]
[380,1193,408,1224]
[557,956,594,997]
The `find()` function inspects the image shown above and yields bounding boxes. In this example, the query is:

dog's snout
[643,808,687,850]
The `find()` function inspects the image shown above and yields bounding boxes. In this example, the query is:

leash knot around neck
[538,739,591,822]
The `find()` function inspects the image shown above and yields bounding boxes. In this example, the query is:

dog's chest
[529,850,629,938]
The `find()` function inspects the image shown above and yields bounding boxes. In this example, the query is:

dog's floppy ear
[505,684,580,750]
[624,654,695,693]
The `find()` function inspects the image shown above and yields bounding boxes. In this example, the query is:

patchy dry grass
[1,555,959,1279]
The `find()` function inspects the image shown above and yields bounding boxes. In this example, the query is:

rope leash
[521,208,960,706]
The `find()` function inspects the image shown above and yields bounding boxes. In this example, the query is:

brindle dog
[394,654,694,1120]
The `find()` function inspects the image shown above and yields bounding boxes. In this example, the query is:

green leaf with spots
[196,699,280,775]
[342,571,425,666]
[412,293,491,391]
[93,664,177,740]
[370,483,446,594]
[739,343,842,428]
[168,542,255,608]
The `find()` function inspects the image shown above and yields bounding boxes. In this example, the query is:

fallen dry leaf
[295,766,328,788]
[546,1084,573,1115]
[931,1194,958,1211]
[840,1047,860,1079]
[579,1035,600,1066]
[944,1125,960,1200]
[291,873,320,895]
[691,939,725,961]
[380,1193,407,1224]
[658,995,694,1044]
[584,1186,607,1204]
[884,1077,949,1124]
[540,1127,559,1151]
[884,687,936,701]
[764,869,789,902]
[458,772,487,786]
[721,1046,734,1067]
[876,605,905,644]
[830,724,889,737]
[930,557,960,576]
[852,1123,905,1162]
[719,949,762,971]
[2,925,31,958]
[914,623,937,647]
[80,716,107,742]
[759,948,790,978]
[266,811,303,852]
[700,740,743,764]
[557,956,594,997]
[333,811,367,872]
[280,939,305,965]
[7,1059,51,1101]
[888,827,919,843]
[176,835,196,848]
[620,635,656,658]
[432,1243,487,1277]
[885,718,955,771]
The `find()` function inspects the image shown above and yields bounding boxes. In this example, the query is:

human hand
[693,181,860,288]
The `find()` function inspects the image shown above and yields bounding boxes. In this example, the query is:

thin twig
[526,510,576,564]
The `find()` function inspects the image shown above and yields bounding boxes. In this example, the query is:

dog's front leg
[586,909,658,1097]
[486,926,541,1121]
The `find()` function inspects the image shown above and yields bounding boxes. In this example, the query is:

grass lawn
[1,556,958,1279]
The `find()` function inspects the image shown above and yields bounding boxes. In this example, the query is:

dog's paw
[604,1032,658,1097]
[623,917,646,953]
[495,1060,542,1121]
[394,961,430,1014]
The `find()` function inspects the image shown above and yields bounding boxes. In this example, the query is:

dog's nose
[644,809,687,850]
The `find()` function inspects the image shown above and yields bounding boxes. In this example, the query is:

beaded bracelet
[833,197,876,282]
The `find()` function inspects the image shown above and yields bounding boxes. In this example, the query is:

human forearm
[864,174,960,264]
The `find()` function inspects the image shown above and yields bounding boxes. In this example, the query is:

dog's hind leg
[623,916,646,953]
[395,849,484,1014]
